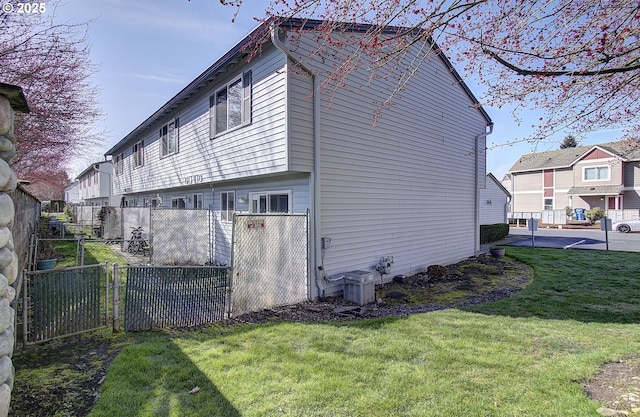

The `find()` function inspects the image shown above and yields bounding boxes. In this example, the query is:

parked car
[612,219,640,233]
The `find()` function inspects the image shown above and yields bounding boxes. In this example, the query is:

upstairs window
[210,70,252,137]
[160,117,179,157]
[114,154,123,176]
[583,165,609,181]
[133,141,144,168]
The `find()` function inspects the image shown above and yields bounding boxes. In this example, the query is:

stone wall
[0,87,29,416]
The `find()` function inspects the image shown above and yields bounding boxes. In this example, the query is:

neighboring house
[480,173,511,225]
[506,140,640,215]
[76,161,120,206]
[64,181,80,205]
[105,19,493,298]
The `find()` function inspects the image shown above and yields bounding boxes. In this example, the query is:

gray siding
[112,46,289,195]
[289,32,490,283]
[480,176,509,224]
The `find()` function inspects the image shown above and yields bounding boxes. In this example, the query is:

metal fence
[231,212,309,317]
[150,209,214,265]
[117,265,230,331]
[20,264,109,346]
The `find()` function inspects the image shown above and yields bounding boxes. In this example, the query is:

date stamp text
[2,2,47,14]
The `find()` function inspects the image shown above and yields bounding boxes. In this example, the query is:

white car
[612,219,640,233]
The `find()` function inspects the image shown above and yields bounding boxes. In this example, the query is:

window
[171,197,186,209]
[209,70,252,137]
[193,193,203,209]
[133,141,144,168]
[160,118,179,157]
[250,191,291,214]
[583,165,609,181]
[114,154,123,176]
[221,191,235,221]
[544,198,553,210]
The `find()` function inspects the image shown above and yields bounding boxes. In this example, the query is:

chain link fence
[151,209,214,265]
[231,212,308,317]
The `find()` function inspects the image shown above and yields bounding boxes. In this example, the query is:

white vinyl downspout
[475,123,494,255]
[270,25,324,298]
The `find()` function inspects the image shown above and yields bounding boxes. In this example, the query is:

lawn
[82,247,640,417]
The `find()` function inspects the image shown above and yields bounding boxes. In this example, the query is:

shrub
[480,223,509,244]
[585,207,605,224]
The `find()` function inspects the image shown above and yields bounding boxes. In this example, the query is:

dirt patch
[9,253,633,416]
[582,355,640,413]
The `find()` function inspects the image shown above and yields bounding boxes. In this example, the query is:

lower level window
[544,198,553,210]
[171,197,186,209]
[250,191,291,213]
[221,191,235,221]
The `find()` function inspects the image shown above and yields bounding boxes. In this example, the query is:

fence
[117,265,230,331]
[20,264,109,346]
[512,209,640,225]
[150,209,214,265]
[231,213,309,317]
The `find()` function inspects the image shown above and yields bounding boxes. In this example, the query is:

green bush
[480,223,509,244]
[585,207,605,224]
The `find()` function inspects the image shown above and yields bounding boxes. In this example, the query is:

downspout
[270,25,324,298]
[475,123,494,255]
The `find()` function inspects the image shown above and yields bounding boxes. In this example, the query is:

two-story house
[105,19,493,299]
[506,140,640,215]
[76,161,119,206]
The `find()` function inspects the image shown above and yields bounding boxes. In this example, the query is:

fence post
[105,262,110,326]
[112,263,120,332]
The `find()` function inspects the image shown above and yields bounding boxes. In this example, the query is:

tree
[0,0,102,200]
[560,135,578,149]
[224,0,640,143]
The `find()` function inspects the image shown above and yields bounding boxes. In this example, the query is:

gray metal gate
[231,213,309,317]
[120,265,231,331]
[21,264,109,345]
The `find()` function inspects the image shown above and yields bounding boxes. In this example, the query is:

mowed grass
[86,247,640,417]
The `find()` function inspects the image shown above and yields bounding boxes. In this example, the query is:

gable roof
[509,140,640,173]
[105,18,491,157]
[487,173,510,197]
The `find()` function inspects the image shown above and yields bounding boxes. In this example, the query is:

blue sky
[51,0,623,179]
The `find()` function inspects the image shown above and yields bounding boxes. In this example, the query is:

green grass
[53,240,127,268]
[85,247,640,417]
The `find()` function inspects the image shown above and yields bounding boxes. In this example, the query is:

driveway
[491,226,640,252]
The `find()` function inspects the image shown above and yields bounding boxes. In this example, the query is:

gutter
[270,24,324,299]
[475,123,494,255]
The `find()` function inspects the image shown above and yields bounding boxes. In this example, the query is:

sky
[48,0,624,180]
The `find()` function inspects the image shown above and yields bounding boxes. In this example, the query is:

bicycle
[127,226,149,255]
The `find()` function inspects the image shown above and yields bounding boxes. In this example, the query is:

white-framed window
[250,190,291,214]
[133,141,144,168]
[160,117,179,157]
[583,165,609,181]
[93,171,98,184]
[114,153,124,176]
[193,193,203,209]
[171,197,186,209]
[543,198,553,210]
[142,197,150,207]
[209,70,252,137]
[221,191,235,222]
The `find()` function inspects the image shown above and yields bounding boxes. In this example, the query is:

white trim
[582,165,610,182]
[249,189,292,214]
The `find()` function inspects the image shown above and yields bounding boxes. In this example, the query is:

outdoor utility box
[343,270,375,305]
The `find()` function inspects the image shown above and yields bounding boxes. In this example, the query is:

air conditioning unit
[343,270,375,305]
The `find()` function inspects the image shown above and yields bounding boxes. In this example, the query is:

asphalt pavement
[481,226,640,253]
